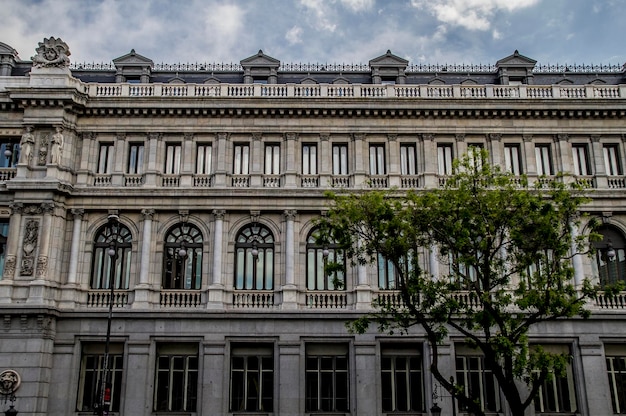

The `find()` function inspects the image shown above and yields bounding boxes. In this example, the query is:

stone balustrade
[83,82,626,100]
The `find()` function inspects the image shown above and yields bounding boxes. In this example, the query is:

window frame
[153,343,199,412]
[233,143,250,175]
[76,343,124,413]
[369,144,386,175]
[234,224,275,290]
[264,143,280,175]
[127,142,145,174]
[306,229,345,291]
[164,143,182,175]
[504,143,523,175]
[302,143,318,175]
[604,144,623,176]
[196,143,213,175]
[0,139,20,168]
[90,222,133,290]
[455,351,500,413]
[437,143,453,176]
[97,142,114,174]
[606,345,626,414]
[380,345,424,413]
[229,344,274,412]
[332,143,349,175]
[162,223,203,290]
[535,144,554,176]
[400,144,417,175]
[305,344,350,413]
[572,144,591,176]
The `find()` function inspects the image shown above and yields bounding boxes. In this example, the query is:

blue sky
[1,0,625,67]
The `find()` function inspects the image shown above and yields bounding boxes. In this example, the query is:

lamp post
[606,239,616,285]
[99,214,119,415]
[431,382,442,416]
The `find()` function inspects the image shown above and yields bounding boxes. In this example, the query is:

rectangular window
[76,343,124,413]
[381,346,424,412]
[127,143,144,174]
[306,344,349,412]
[196,144,212,174]
[97,143,114,174]
[302,144,318,175]
[0,219,8,277]
[606,345,626,414]
[400,144,417,175]
[264,144,280,175]
[456,350,500,413]
[467,143,484,171]
[233,144,250,175]
[535,144,553,176]
[154,343,198,412]
[333,144,348,175]
[504,144,522,175]
[369,144,386,175]
[533,345,577,413]
[572,144,591,176]
[165,143,181,174]
[230,344,274,412]
[0,139,19,168]
[437,144,453,175]
[604,144,623,176]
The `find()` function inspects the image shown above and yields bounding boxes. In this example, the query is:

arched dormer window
[593,225,626,287]
[91,221,132,289]
[235,224,274,290]
[306,228,344,290]
[163,223,203,289]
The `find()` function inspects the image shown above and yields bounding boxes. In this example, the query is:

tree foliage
[318,150,598,416]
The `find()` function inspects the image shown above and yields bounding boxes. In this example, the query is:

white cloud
[339,0,375,12]
[286,26,304,45]
[299,0,337,32]
[411,0,539,31]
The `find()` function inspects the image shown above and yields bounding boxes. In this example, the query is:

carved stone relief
[20,219,39,276]
[31,37,70,68]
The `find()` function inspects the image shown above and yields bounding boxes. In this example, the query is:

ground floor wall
[1,310,625,416]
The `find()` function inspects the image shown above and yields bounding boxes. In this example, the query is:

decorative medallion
[0,369,20,396]
[31,37,70,68]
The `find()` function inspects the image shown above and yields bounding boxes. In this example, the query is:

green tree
[319,150,597,416]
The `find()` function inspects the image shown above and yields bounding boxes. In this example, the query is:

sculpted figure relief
[19,125,35,165]
[50,126,64,164]
[31,37,70,68]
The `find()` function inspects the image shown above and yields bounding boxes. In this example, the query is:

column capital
[71,208,85,219]
[284,210,297,220]
[252,132,262,141]
[41,202,55,214]
[9,202,23,215]
[212,209,226,220]
[216,132,230,141]
[522,134,533,143]
[488,133,502,142]
[320,134,330,142]
[422,133,435,142]
[141,209,155,220]
[284,132,298,141]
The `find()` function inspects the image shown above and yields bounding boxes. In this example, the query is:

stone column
[66,208,84,285]
[591,135,608,188]
[523,135,537,175]
[283,133,298,188]
[133,209,155,309]
[422,134,437,187]
[488,133,503,167]
[352,134,366,187]
[429,244,440,278]
[282,210,298,309]
[2,202,22,280]
[208,210,225,309]
[570,222,585,287]
[356,238,372,309]
[111,132,125,186]
[387,134,400,187]
[144,132,160,186]
[213,133,229,186]
[180,133,194,186]
[28,203,55,304]
[250,132,263,187]
[319,134,331,186]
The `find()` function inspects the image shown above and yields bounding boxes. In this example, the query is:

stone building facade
[0,38,626,415]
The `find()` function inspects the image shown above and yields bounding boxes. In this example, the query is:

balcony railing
[84,82,625,100]
[160,290,203,307]
[306,291,348,309]
[87,290,130,308]
[233,290,275,309]
[0,168,16,182]
[595,292,626,309]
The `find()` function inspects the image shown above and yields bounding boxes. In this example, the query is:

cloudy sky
[1,0,624,67]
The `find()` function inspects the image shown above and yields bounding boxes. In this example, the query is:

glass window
[97,143,114,174]
[606,345,626,414]
[165,143,181,174]
[504,144,522,175]
[0,139,20,168]
[593,225,626,287]
[127,143,144,174]
[467,144,484,171]
[234,144,250,175]
[533,345,577,413]
[302,144,318,175]
[230,344,274,412]
[196,144,212,174]
[163,223,203,290]
[572,144,591,176]
[264,144,280,175]
[234,224,274,290]
[381,346,424,412]
[456,353,500,413]
[0,219,8,276]
[369,144,386,175]
[306,229,344,290]
[154,343,198,412]
[306,344,349,412]
[333,144,348,175]
[535,144,553,176]
[604,144,623,176]
[90,222,132,289]
[76,343,124,413]
[400,144,417,175]
[437,144,453,175]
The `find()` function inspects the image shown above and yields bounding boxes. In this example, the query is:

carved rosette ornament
[0,369,21,396]
[31,37,71,68]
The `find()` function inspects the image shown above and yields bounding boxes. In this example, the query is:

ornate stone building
[0,37,626,415]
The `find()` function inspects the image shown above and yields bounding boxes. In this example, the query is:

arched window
[163,223,203,290]
[235,224,274,290]
[91,222,132,289]
[593,225,626,287]
[306,229,344,290]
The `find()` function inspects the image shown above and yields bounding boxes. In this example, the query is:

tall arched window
[594,225,626,287]
[235,224,274,290]
[91,222,132,289]
[306,229,344,290]
[163,223,203,290]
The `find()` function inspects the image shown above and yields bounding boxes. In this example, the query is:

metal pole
[99,214,118,415]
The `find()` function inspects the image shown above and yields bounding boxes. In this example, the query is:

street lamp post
[99,214,119,415]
